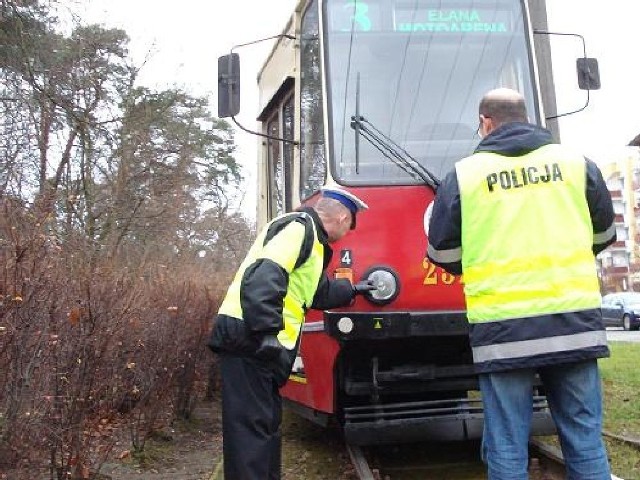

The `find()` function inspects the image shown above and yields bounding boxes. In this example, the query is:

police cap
[320,186,368,230]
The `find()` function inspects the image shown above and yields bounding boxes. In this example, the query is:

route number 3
[422,258,460,286]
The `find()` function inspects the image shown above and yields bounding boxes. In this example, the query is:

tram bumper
[325,310,470,339]
[344,396,556,445]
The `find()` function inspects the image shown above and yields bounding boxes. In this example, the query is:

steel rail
[530,438,625,480]
[344,438,623,479]
[346,443,376,480]
[603,429,640,449]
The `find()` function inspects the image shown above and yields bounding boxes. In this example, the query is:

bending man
[209,186,375,479]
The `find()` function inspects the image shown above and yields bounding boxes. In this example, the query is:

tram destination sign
[330,1,512,34]
[393,7,510,33]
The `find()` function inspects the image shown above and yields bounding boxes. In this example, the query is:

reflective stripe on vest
[455,144,601,324]
[218,212,325,350]
[472,329,608,364]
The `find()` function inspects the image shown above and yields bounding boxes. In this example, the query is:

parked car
[601,292,640,330]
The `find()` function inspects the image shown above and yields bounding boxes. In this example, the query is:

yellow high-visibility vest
[455,144,601,324]
[218,213,325,349]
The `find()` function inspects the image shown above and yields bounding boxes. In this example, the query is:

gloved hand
[255,334,283,361]
[352,280,377,295]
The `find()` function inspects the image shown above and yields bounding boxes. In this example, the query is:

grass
[600,342,640,435]
[599,341,640,478]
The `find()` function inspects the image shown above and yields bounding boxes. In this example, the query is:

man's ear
[486,116,498,134]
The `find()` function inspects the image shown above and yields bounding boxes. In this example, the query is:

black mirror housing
[218,53,241,118]
[576,57,601,90]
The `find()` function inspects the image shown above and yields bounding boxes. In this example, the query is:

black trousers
[220,354,282,480]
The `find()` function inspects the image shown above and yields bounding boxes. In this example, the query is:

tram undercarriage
[326,312,556,445]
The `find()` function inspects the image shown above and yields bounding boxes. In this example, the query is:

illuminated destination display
[393,8,510,33]
[329,1,381,32]
[329,1,511,34]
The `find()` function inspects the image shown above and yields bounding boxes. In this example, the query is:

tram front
[294,0,556,444]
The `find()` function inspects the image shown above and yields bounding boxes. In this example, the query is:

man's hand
[352,280,377,295]
[255,334,283,361]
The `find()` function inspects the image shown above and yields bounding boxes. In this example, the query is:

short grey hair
[314,197,349,217]
[479,88,528,126]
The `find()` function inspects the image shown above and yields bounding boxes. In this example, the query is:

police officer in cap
[208,185,375,480]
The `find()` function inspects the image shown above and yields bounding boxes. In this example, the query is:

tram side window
[267,115,285,217]
[300,0,326,200]
[264,91,294,219]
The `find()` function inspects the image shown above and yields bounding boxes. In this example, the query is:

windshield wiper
[350,114,440,191]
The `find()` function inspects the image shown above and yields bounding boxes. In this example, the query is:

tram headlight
[337,316,354,334]
[361,266,400,305]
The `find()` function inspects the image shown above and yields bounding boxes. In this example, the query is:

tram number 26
[422,258,461,286]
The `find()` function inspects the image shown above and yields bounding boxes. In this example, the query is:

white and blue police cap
[320,186,368,230]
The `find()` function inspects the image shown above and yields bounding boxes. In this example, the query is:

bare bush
[0,198,245,479]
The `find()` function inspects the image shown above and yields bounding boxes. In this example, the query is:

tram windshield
[324,0,539,185]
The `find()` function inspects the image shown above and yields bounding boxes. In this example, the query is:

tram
[217,0,600,445]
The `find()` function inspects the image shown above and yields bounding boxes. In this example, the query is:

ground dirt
[89,395,623,480]
[101,401,222,480]
[100,397,356,480]
[3,398,566,480]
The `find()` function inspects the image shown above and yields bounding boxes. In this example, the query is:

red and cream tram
[218,0,599,445]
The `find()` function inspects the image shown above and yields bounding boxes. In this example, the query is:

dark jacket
[209,207,354,384]
[427,123,616,373]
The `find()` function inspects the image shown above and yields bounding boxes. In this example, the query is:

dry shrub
[0,198,238,479]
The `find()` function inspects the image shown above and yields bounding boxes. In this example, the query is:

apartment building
[598,147,640,292]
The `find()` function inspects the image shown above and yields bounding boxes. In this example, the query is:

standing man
[427,88,615,480]
[208,186,375,479]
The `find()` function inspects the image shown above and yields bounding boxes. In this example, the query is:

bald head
[479,88,528,128]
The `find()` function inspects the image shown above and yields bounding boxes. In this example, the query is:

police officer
[427,88,615,480]
[208,186,375,480]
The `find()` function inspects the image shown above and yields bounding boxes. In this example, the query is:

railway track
[346,440,488,480]
[283,410,624,478]
[346,438,623,479]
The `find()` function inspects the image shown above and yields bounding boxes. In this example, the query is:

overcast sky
[64,0,640,218]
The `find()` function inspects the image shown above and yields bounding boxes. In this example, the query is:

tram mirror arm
[217,35,298,145]
[533,30,601,120]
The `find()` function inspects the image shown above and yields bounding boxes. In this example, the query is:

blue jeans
[479,359,611,480]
